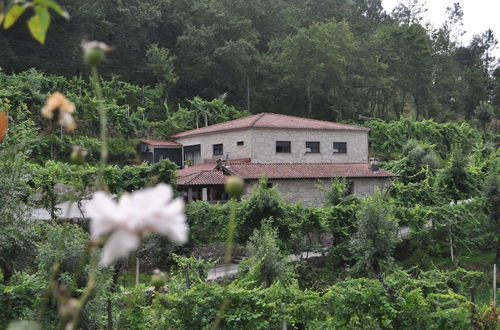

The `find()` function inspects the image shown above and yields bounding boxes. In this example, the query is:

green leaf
[33,0,69,19]
[28,6,50,44]
[3,4,27,29]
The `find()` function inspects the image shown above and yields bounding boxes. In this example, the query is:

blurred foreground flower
[41,92,76,132]
[0,111,7,142]
[70,145,88,165]
[85,184,188,266]
[81,40,112,66]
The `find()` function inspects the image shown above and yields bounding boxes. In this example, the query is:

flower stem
[64,64,106,329]
[37,262,60,323]
[211,197,237,329]
[66,245,97,330]
[91,65,108,190]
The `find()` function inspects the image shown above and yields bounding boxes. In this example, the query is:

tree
[276,20,356,118]
[435,148,476,263]
[391,0,428,26]
[350,193,398,277]
[482,174,500,262]
[237,224,294,287]
[237,177,284,244]
[435,148,475,203]
[146,44,178,116]
[389,139,440,183]
[373,24,434,119]
[473,101,493,135]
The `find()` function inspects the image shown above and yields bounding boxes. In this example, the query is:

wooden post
[494,264,497,308]
[187,187,193,203]
[449,220,454,263]
[135,257,140,286]
[246,75,250,112]
[184,265,191,290]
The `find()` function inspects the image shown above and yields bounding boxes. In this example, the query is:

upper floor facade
[143,113,370,167]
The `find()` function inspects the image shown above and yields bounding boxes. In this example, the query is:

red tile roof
[177,161,396,186]
[171,113,369,138]
[142,139,182,147]
[177,158,251,184]
[227,162,396,179]
[178,170,227,186]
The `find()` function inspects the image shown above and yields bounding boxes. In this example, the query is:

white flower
[85,184,188,266]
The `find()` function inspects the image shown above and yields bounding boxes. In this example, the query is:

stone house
[142,113,396,206]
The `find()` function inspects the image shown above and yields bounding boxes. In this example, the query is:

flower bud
[85,48,104,66]
[70,146,87,165]
[225,176,244,198]
[81,41,112,66]
[150,269,167,290]
[59,298,79,319]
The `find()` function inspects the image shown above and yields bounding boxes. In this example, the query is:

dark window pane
[333,142,347,154]
[276,141,291,153]
[306,141,320,153]
[213,143,223,156]
[237,141,244,146]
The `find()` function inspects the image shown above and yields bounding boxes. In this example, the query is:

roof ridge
[228,162,370,165]
[250,112,268,127]
[255,113,369,130]
[171,113,260,137]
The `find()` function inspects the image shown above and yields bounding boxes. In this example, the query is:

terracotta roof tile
[177,158,251,178]
[142,139,182,147]
[178,170,227,186]
[171,113,369,138]
[177,161,396,186]
[227,162,397,179]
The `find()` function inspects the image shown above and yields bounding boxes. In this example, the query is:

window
[333,142,347,154]
[276,141,291,153]
[305,141,320,153]
[213,144,223,156]
[237,141,244,146]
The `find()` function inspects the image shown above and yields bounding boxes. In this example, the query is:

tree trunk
[306,84,313,117]
[163,91,169,118]
[496,237,500,263]
[0,259,12,284]
[246,75,250,112]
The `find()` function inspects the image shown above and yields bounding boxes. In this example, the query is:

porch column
[202,187,208,201]
[187,187,193,203]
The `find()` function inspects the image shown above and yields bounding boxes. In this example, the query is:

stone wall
[245,177,391,206]
[250,128,368,163]
[175,128,368,165]
[174,129,253,163]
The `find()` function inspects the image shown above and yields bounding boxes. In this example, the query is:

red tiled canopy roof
[177,161,396,186]
[142,139,182,147]
[177,170,227,186]
[171,113,369,138]
[226,162,396,179]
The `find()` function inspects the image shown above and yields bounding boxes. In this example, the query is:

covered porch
[179,185,229,203]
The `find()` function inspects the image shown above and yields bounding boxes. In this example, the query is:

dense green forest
[1,0,499,123]
[1,0,499,329]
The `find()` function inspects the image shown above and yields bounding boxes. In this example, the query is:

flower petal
[99,230,140,266]
[86,192,120,239]
[154,198,189,243]
[58,112,76,132]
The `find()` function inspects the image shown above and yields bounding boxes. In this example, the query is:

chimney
[369,157,380,172]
